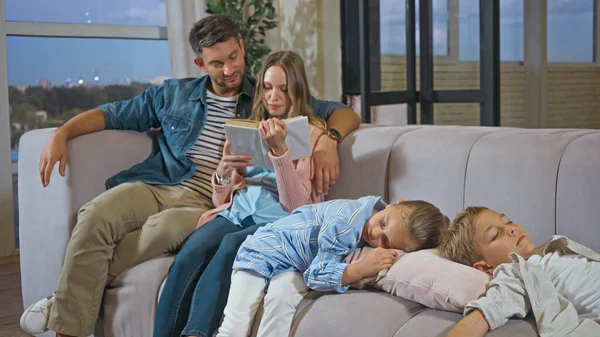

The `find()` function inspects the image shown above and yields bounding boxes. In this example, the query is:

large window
[547,0,594,62]
[8,36,170,155]
[343,0,500,125]
[1,0,170,252]
[4,0,166,26]
[459,0,524,62]
[380,0,448,56]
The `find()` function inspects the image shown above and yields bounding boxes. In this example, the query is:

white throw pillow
[343,247,490,313]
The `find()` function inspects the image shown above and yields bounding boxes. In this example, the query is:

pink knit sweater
[197,124,325,228]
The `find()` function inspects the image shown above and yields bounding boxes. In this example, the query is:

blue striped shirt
[233,195,386,293]
[219,166,289,225]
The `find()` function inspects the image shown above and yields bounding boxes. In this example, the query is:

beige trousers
[47,182,212,336]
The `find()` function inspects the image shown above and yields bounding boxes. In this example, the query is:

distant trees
[8,82,152,148]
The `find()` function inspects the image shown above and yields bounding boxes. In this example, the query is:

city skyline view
[4,0,595,87]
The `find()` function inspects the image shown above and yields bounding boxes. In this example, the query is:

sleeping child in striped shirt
[215,195,450,337]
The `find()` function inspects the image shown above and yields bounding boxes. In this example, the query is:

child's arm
[447,310,489,337]
[342,248,398,285]
[304,216,396,292]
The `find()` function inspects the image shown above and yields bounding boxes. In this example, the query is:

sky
[4,0,596,87]
[5,0,171,87]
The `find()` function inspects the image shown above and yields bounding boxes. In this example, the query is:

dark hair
[188,15,241,57]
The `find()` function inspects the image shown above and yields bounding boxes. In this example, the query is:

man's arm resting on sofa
[40,108,106,187]
[312,107,361,195]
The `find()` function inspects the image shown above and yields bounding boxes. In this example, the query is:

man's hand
[311,136,339,195]
[216,141,253,180]
[447,309,489,337]
[39,130,69,187]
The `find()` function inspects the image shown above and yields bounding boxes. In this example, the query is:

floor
[0,255,31,337]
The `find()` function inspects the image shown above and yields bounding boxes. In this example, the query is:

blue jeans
[153,215,263,337]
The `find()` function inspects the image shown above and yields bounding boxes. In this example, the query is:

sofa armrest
[19,128,154,310]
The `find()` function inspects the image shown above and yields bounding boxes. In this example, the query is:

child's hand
[357,247,398,278]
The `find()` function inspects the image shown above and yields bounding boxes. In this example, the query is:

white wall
[266,0,343,101]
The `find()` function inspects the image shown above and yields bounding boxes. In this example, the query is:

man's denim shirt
[99,74,346,189]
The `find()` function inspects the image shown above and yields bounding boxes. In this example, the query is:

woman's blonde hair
[250,50,326,129]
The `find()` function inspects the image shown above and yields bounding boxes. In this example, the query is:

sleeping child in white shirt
[438,206,600,337]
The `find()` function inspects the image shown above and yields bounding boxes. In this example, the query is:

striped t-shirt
[177,90,239,201]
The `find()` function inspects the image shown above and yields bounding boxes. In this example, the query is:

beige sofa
[19,125,600,337]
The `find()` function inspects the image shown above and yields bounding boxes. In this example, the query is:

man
[20,15,360,337]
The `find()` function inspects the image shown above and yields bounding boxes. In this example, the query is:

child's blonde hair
[438,206,489,266]
[398,200,450,251]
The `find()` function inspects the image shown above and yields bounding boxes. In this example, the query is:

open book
[224,116,311,169]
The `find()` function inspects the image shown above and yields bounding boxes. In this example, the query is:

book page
[224,116,312,169]
[224,124,267,168]
[283,116,312,161]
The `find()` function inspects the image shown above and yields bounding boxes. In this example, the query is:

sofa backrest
[328,125,600,252]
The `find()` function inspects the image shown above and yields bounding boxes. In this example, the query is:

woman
[153,50,329,337]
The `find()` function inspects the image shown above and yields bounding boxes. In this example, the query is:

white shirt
[465,236,600,336]
[528,251,600,321]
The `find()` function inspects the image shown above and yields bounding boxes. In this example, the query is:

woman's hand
[216,141,253,180]
[259,118,288,156]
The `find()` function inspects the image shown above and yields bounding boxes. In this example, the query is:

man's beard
[213,71,243,89]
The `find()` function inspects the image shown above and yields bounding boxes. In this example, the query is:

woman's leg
[256,271,309,337]
[182,223,264,337]
[152,217,241,337]
[215,270,267,337]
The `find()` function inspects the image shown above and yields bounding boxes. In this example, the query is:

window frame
[0,1,171,257]
[343,0,500,126]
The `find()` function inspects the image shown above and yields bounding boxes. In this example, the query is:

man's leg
[37,182,163,337]
[255,271,309,337]
[106,186,212,282]
[182,223,264,337]
[152,217,243,337]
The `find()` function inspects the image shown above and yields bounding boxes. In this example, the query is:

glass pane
[345,95,409,125]
[4,0,166,26]
[435,0,479,90]
[500,0,524,62]
[545,1,599,128]
[434,103,480,125]
[499,1,526,127]
[458,0,479,62]
[380,0,448,56]
[439,1,524,91]
[8,36,171,247]
[379,0,448,91]
[547,0,593,63]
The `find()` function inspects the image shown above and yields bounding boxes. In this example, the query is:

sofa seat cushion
[290,289,538,337]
